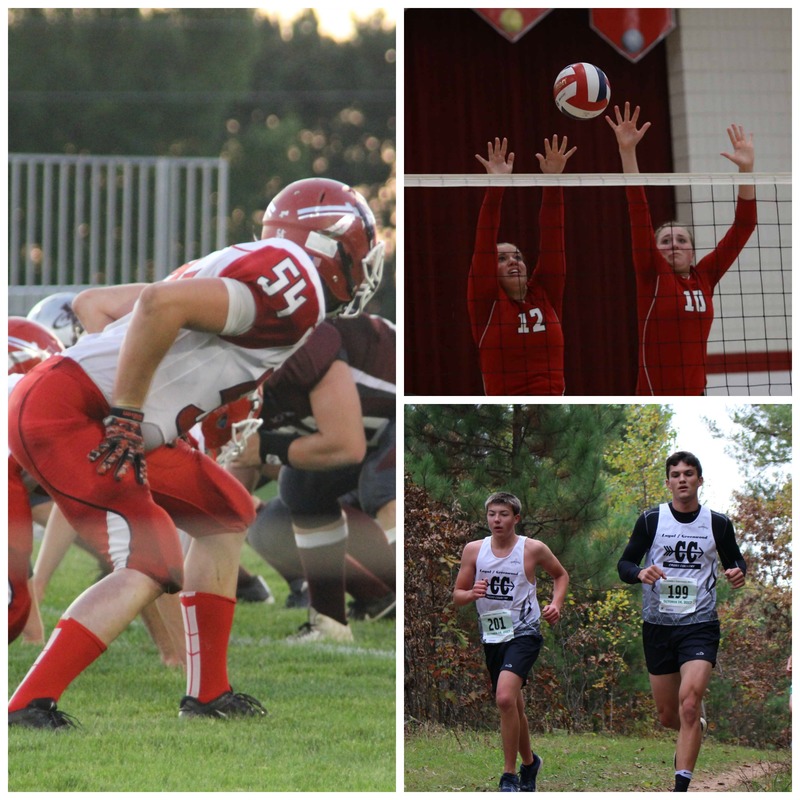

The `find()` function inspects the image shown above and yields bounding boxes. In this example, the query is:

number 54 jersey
[66,237,325,447]
[475,535,541,643]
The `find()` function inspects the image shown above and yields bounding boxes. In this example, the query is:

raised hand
[605,101,651,152]
[475,137,515,175]
[536,135,577,175]
[720,124,755,173]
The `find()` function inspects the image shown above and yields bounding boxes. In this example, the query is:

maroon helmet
[261,178,384,317]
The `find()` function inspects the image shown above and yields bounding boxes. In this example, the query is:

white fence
[9,154,229,315]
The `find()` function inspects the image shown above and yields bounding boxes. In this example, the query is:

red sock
[8,617,106,711]
[180,592,235,703]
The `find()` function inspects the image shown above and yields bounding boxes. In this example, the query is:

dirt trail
[681,760,788,792]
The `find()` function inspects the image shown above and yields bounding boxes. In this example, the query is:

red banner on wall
[474,9,553,43]
[590,9,676,63]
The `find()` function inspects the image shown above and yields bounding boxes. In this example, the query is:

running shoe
[519,753,542,791]
[499,772,521,792]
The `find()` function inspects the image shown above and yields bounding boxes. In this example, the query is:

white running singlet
[642,503,719,626]
[475,535,541,643]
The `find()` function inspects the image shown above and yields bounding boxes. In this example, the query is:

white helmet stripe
[297,203,357,218]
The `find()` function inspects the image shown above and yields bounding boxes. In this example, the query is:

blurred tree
[8,8,396,316]
[9,9,261,156]
[706,403,792,747]
[405,404,627,560]
[707,404,791,494]
[606,404,675,515]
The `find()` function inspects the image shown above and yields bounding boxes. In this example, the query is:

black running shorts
[642,619,721,675]
[483,633,543,694]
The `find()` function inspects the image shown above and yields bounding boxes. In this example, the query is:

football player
[231,312,396,641]
[8,317,64,644]
[8,178,384,729]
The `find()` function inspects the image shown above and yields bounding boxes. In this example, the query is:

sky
[259,5,395,40]
[667,400,745,513]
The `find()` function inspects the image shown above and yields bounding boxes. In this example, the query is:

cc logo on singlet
[489,576,514,595]
[672,540,704,563]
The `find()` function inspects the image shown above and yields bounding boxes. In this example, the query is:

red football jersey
[468,187,565,395]
[66,238,325,443]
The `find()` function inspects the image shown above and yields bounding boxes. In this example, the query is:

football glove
[88,406,148,484]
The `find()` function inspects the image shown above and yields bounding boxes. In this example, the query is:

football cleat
[235,573,275,604]
[179,690,266,719]
[348,592,396,622]
[8,698,80,730]
[285,578,309,609]
[287,608,353,643]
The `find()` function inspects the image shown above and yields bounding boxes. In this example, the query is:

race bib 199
[480,609,515,643]
[658,577,698,614]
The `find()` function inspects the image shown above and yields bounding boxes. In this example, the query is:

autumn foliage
[404,476,791,747]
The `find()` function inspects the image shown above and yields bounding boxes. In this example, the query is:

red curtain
[404,8,675,395]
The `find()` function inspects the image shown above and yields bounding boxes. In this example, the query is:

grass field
[9,519,397,792]
[404,724,791,792]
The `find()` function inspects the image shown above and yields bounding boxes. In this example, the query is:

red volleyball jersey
[627,186,756,395]
[468,187,565,395]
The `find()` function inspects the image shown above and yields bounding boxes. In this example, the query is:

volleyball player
[606,102,757,395]
[617,451,747,792]
[469,136,576,395]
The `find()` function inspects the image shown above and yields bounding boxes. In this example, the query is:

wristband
[105,406,144,425]
[258,430,300,465]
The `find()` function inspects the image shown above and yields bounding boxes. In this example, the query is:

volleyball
[553,63,611,120]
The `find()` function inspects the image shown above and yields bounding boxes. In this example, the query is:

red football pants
[8,456,33,642]
[8,357,255,591]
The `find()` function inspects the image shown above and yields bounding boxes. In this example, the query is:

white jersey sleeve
[219,277,257,335]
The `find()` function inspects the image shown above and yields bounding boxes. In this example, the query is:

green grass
[9,531,396,791]
[404,724,790,792]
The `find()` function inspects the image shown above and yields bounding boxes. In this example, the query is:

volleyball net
[404,172,791,397]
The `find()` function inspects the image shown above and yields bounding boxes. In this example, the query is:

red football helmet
[261,178,384,318]
[8,316,64,375]
[201,392,263,464]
